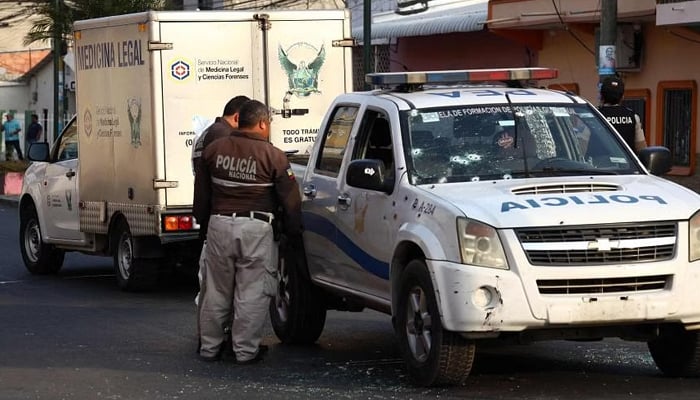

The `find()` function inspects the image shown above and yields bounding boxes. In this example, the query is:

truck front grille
[516,222,677,266]
[537,275,669,295]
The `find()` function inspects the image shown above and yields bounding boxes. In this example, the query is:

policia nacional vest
[599,105,636,150]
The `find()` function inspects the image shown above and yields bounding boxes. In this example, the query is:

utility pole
[52,0,60,141]
[363,0,372,89]
[598,0,617,83]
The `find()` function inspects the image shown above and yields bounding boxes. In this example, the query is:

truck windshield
[403,104,641,185]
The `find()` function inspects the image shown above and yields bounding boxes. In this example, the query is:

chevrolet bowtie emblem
[587,238,615,251]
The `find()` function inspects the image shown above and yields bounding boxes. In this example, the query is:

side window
[352,110,394,170]
[55,122,78,162]
[350,110,395,189]
[315,105,358,176]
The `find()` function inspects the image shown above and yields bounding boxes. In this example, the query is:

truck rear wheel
[648,324,700,377]
[112,220,158,292]
[270,245,326,344]
[19,203,64,274]
[395,259,476,387]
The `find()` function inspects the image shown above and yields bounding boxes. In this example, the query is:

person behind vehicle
[598,76,647,153]
[193,99,302,364]
[26,114,43,150]
[2,113,24,161]
[192,95,250,179]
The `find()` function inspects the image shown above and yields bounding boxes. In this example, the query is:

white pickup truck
[269,68,700,386]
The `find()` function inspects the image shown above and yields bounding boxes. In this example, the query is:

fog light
[472,287,493,308]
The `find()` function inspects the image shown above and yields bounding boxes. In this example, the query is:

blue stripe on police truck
[302,211,390,280]
[501,194,667,212]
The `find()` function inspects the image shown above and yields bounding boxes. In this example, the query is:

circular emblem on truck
[171,60,190,80]
[83,109,92,137]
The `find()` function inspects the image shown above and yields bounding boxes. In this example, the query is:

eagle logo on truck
[127,97,142,148]
[278,42,325,97]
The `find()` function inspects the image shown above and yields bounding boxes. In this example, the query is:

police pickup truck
[269,67,700,387]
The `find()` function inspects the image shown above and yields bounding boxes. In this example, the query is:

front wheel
[112,220,158,292]
[395,259,476,387]
[648,324,700,377]
[19,203,64,274]
[270,241,327,344]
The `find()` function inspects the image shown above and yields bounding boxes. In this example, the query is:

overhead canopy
[353,0,488,41]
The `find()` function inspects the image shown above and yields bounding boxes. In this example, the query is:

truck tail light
[163,215,194,232]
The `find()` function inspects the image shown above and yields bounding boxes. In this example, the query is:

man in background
[599,76,647,153]
[192,95,250,182]
[1,113,23,161]
[26,114,43,150]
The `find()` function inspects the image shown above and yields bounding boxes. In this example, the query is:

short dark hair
[31,114,38,119]
[600,76,625,104]
[238,100,271,129]
[222,95,250,116]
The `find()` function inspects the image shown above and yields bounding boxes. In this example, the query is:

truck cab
[271,68,700,387]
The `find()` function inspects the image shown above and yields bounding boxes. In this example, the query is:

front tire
[395,259,476,387]
[112,220,158,292]
[270,242,327,344]
[648,324,700,377]
[19,203,64,274]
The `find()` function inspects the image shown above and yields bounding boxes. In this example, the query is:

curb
[0,195,19,208]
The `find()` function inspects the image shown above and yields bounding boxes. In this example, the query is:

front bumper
[429,225,700,334]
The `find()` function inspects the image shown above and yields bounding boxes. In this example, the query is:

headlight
[689,210,700,262]
[457,217,508,269]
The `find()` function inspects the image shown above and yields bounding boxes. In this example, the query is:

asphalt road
[2,202,700,399]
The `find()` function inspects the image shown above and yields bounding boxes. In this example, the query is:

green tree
[23,0,177,46]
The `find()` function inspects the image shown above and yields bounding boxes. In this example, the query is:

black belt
[229,211,274,224]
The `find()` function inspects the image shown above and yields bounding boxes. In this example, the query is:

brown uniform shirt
[193,131,302,236]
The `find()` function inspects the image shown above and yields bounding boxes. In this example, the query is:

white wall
[0,84,29,111]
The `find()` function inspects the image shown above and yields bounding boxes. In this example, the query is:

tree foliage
[23,0,176,46]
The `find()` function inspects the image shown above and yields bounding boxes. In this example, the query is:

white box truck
[18,10,353,290]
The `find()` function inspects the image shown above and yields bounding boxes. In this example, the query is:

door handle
[65,170,76,178]
[337,194,351,207]
[303,185,316,198]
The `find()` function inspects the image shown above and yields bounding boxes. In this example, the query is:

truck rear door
[158,19,257,207]
[262,11,353,154]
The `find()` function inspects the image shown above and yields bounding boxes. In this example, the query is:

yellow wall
[540,23,700,150]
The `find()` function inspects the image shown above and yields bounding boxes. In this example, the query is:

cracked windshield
[405,104,641,184]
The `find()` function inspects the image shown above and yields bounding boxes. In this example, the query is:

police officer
[193,100,302,364]
[193,95,250,356]
[599,76,647,153]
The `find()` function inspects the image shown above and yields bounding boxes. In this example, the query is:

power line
[551,0,594,55]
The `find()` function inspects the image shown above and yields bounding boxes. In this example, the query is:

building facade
[489,0,700,177]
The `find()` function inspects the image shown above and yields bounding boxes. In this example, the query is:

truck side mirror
[27,142,50,162]
[346,159,392,193]
[638,146,672,176]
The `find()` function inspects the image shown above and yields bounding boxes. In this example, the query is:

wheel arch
[391,240,425,316]
[107,212,128,255]
[391,223,450,315]
[19,193,47,238]
[107,212,163,259]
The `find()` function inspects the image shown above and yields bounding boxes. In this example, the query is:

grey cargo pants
[198,213,278,362]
